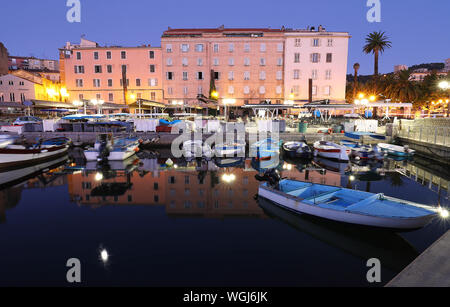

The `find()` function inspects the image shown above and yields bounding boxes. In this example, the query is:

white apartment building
[284,29,350,104]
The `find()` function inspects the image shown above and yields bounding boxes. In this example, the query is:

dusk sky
[1,0,449,75]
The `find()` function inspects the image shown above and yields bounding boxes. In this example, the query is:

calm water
[0,149,448,287]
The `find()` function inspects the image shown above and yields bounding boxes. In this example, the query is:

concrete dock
[386,230,450,287]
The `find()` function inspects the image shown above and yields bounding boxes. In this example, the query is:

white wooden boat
[0,137,70,170]
[378,143,415,157]
[258,179,438,230]
[282,141,313,159]
[313,141,350,161]
[84,135,139,161]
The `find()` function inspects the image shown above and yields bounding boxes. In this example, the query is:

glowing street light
[221,173,236,183]
[358,93,365,99]
[369,95,376,102]
[438,80,449,90]
[223,98,236,121]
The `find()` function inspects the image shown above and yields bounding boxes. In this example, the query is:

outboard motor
[97,134,110,163]
[255,169,281,188]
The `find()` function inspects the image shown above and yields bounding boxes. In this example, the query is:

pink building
[161,27,286,110]
[59,38,163,110]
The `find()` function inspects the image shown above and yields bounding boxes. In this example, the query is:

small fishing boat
[257,176,439,230]
[378,143,415,157]
[0,137,71,170]
[214,141,246,157]
[344,132,386,141]
[250,138,281,160]
[282,141,313,159]
[0,135,18,148]
[313,141,350,161]
[182,140,213,160]
[84,134,140,162]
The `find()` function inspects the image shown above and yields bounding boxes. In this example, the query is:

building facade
[59,38,163,106]
[8,56,59,71]
[394,65,408,73]
[284,29,350,104]
[161,27,286,107]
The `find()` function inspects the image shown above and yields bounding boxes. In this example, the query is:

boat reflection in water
[258,197,419,272]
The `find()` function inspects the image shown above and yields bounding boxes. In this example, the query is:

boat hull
[0,145,69,171]
[258,185,436,230]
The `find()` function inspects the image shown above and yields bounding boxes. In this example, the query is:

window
[213,43,219,53]
[244,43,250,52]
[149,78,158,86]
[228,71,234,80]
[76,52,81,60]
[76,79,84,88]
[151,92,156,100]
[312,85,317,96]
[260,43,266,52]
[214,71,220,80]
[311,53,320,63]
[150,64,155,73]
[293,69,300,79]
[260,58,266,66]
[244,58,250,66]
[312,69,318,80]
[0,94,3,102]
[167,87,173,95]
[94,65,102,73]
[228,58,234,66]
[94,52,99,60]
[277,57,283,66]
[10,93,15,102]
[259,71,266,80]
[277,43,283,52]
[166,44,172,53]
[294,53,300,63]
[182,72,188,80]
[107,65,112,73]
[166,58,173,66]
[108,79,113,87]
[276,85,282,94]
[79,94,84,100]
[228,43,234,52]
[108,93,114,101]
[327,38,333,47]
[106,51,112,59]
[74,65,84,74]
[198,86,203,95]
[194,71,202,80]
[325,70,332,80]
[213,58,219,66]
[197,58,203,66]
[244,71,250,80]
[93,79,101,87]
[259,86,265,94]
[324,86,331,96]
[294,38,301,47]
[326,53,332,63]
[243,86,250,94]
[120,79,129,86]
[276,71,282,80]
[182,58,188,66]
[121,51,126,59]
[195,44,204,52]
[20,93,26,102]
[312,39,320,47]
[183,87,188,95]
[136,79,141,86]
[181,44,189,52]
[228,85,234,94]
[149,50,155,58]
[8,81,13,85]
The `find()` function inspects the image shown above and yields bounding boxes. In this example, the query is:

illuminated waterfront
[0,150,448,286]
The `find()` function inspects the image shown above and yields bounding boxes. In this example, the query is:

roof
[163,26,285,37]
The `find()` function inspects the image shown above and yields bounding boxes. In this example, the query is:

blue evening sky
[0,0,449,75]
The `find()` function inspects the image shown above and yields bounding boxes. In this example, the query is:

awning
[129,99,166,109]
[31,100,78,109]
[0,102,27,109]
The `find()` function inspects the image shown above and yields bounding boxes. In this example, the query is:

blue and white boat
[258,179,439,230]
[378,143,415,157]
[340,140,383,160]
[250,138,281,160]
[344,132,386,141]
[214,141,246,157]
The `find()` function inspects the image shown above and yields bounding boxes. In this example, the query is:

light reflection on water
[0,150,448,286]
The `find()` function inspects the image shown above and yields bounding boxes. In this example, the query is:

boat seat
[346,193,382,210]
[304,188,341,203]
[286,184,313,197]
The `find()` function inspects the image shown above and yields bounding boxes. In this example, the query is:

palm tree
[353,63,360,98]
[386,70,421,102]
[363,31,392,76]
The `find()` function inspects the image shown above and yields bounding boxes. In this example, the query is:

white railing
[399,125,450,146]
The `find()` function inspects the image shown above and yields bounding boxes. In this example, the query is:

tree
[353,63,360,99]
[363,31,392,76]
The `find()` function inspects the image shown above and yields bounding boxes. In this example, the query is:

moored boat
[84,134,140,162]
[182,140,213,160]
[378,143,415,157]
[258,178,440,230]
[0,137,71,170]
[250,138,281,160]
[313,141,350,161]
[214,141,246,157]
[282,141,313,159]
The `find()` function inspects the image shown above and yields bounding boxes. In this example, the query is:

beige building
[283,28,350,104]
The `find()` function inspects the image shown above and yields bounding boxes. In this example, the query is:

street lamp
[438,80,450,116]
[91,99,104,114]
[73,100,86,115]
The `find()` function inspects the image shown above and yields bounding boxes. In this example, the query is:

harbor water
[0,149,448,286]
